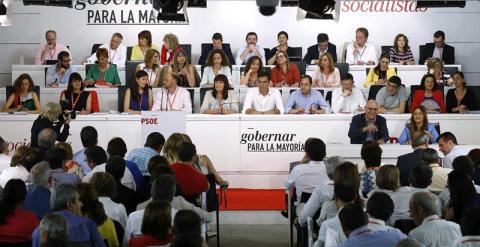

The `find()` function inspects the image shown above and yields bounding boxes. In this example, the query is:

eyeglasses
[61,59,71,63]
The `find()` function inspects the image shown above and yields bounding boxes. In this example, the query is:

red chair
[89,91,100,113]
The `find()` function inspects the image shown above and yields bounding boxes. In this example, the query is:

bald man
[348,100,389,144]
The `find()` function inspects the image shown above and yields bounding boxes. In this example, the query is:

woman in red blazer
[410,73,445,113]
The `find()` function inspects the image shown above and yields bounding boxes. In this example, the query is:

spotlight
[153,0,188,22]
[257,0,279,16]
[187,0,206,8]
[23,0,72,8]
[298,0,336,19]
[0,0,6,15]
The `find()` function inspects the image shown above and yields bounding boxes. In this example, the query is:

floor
[207,224,291,247]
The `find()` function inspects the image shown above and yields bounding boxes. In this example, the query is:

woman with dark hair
[364,52,397,87]
[160,49,199,88]
[0,179,39,244]
[200,49,232,87]
[135,48,161,87]
[410,73,446,113]
[444,170,476,223]
[77,183,119,247]
[267,31,296,65]
[129,200,173,247]
[161,33,182,65]
[84,48,121,87]
[2,73,41,113]
[398,106,439,145]
[131,30,158,61]
[124,70,153,114]
[200,74,238,114]
[467,149,480,185]
[60,72,92,114]
[389,34,415,65]
[240,56,264,87]
[270,51,301,87]
[446,71,479,113]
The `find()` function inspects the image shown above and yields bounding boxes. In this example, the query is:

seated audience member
[312,53,341,87]
[131,30,158,61]
[77,183,119,247]
[23,162,52,220]
[457,206,480,247]
[421,148,452,193]
[173,209,202,238]
[171,142,209,199]
[270,51,301,87]
[303,33,337,64]
[129,200,173,247]
[467,149,480,185]
[236,32,266,65]
[346,27,377,65]
[199,32,235,65]
[360,141,382,197]
[376,76,407,113]
[200,49,232,87]
[364,52,397,88]
[411,73,445,113]
[0,146,30,187]
[331,73,366,113]
[84,48,121,87]
[444,170,476,224]
[36,128,57,157]
[152,74,193,113]
[127,132,165,176]
[286,75,331,114]
[348,100,389,144]
[397,133,429,186]
[161,33,182,65]
[240,55,264,87]
[124,70,153,114]
[368,165,400,198]
[35,30,71,65]
[91,172,127,229]
[46,51,75,88]
[0,137,10,174]
[73,126,98,174]
[446,71,479,113]
[46,147,81,185]
[389,34,415,65]
[366,192,396,230]
[106,156,137,215]
[267,31,297,65]
[2,73,41,114]
[419,30,455,65]
[438,132,468,169]
[399,106,439,145]
[201,74,239,114]
[32,184,106,247]
[135,49,161,87]
[298,156,345,227]
[123,175,177,246]
[408,191,462,246]
[427,58,453,86]
[38,214,69,247]
[85,33,127,66]
[160,49,199,88]
[60,73,92,115]
[0,179,39,244]
[242,71,284,114]
[338,204,406,247]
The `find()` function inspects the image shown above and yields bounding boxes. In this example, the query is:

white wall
[1,0,479,86]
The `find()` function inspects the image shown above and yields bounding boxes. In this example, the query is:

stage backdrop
[0,0,479,86]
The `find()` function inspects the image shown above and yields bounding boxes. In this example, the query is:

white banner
[141,111,186,143]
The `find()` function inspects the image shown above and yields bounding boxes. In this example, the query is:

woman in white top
[135,48,161,87]
[313,53,341,87]
[201,74,239,114]
[200,49,232,87]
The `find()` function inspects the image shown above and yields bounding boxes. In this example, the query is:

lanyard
[70,92,81,110]
[167,87,179,110]
[49,47,56,60]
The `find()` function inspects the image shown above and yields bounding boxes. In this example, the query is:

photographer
[30,102,70,148]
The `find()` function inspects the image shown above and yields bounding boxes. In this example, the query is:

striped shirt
[126,146,158,176]
[389,48,415,63]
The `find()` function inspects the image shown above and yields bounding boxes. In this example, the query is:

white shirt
[317,200,338,227]
[86,43,127,66]
[0,166,29,188]
[285,160,329,200]
[455,236,480,247]
[138,63,159,87]
[409,215,462,247]
[242,87,284,114]
[152,86,193,113]
[315,215,343,247]
[136,196,212,223]
[0,154,11,175]
[200,66,232,87]
[389,187,431,225]
[299,180,334,226]
[367,217,395,231]
[82,163,136,191]
[236,44,266,65]
[428,164,452,193]
[443,145,468,169]
[346,42,378,65]
[433,47,444,60]
[98,197,127,229]
[331,87,366,113]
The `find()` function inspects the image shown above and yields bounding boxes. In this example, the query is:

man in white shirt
[409,191,462,247]
[235,32,266,65]
[152,74,192,113]
[346,27,377,65]
[438,132,468,169]
[0,137,11,174]
[85,33,126,66]
[35,30,71,65]
[455,206,480,247]
[331,73,366,113]
[242,72,284,114]
[422,148,452,193]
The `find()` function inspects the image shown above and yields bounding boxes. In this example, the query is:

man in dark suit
[419,30,455,65]
[348,100,389,144]
[198,32,235,65]
[303,33,337,65]
[396,133,429,186]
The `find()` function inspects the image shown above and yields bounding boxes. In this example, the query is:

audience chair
[125,61,143,87]
[381,45,393,54]
[205,173,228,247]
[264,48,271,59]
[393,219,416,235]
[325,91,333,106]
[307,217,314,247]
[290,47,303,61]
[467,86,480,109]
[334,63,349,80]
[117,86,128,112]
[180,44,192,63]
[419,45,426,64]
[367,85,386,100]
[444,66,459,76]
[291,61,307,76]
[126,46,133,61]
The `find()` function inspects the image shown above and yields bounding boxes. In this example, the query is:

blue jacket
[348,113,389,144]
